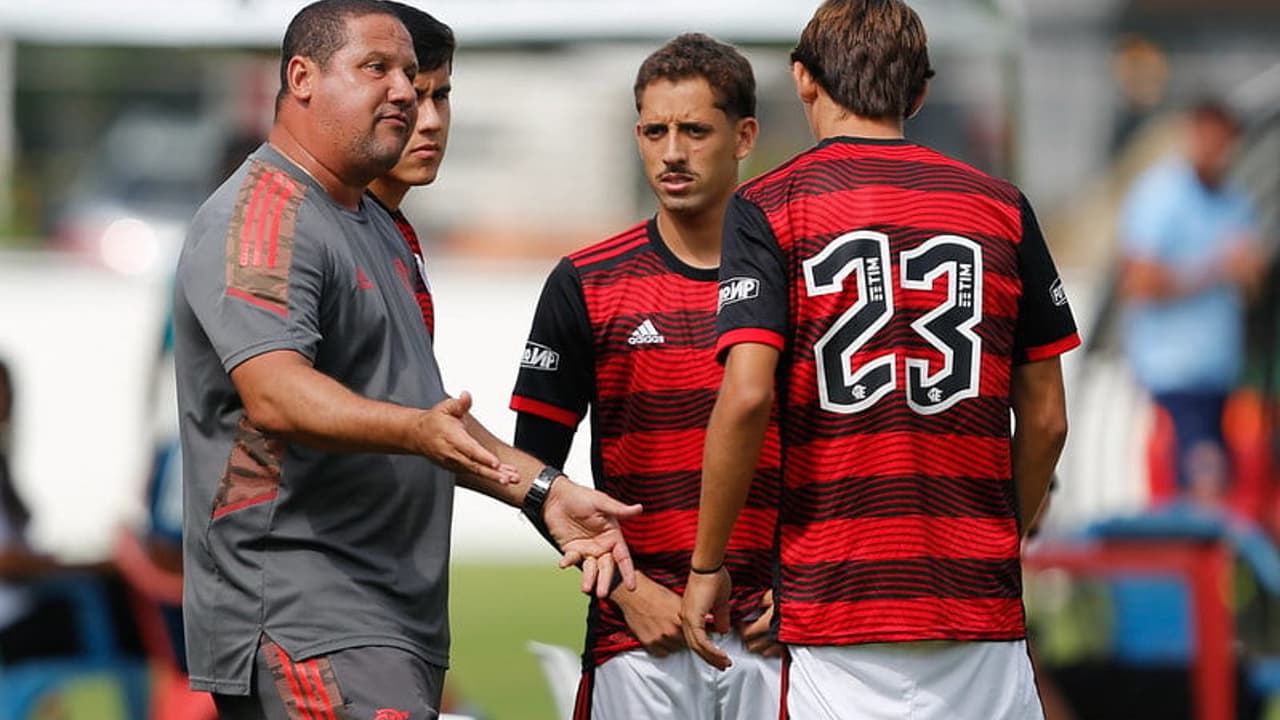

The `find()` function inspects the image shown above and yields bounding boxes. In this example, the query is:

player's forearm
[458,413,545,506]
[692,382,772,570]
[1011,359,1068,534]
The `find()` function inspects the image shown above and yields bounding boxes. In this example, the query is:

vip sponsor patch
[1049,278,1068,307]
[718,276,760,312]
[521,341,561,371]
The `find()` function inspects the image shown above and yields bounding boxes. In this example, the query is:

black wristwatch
[522,465,563,529]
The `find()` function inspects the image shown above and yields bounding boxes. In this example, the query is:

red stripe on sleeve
[240,173,271,267]
[266,174,294,269]
[226,287,289,317]
[715,328,786,363]
[1023,332,1081,363]
[211,490,278,519]
[510,396,582,428]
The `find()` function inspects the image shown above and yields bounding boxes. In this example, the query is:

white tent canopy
[0,0,1020,50]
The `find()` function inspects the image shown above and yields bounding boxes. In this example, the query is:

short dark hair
[634,33,756,120]
[791,0,935,121]
[382,1,455,73]
[276,0,404,107]
[1188,98,1241,134]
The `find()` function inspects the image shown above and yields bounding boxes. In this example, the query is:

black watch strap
[522,465,561,523]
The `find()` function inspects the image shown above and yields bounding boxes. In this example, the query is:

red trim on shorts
[1023,332,1081,363]
[778,649,791,720]
[572,668,594,720]
[301,659,337,720]
[510,395,581,428]
[226,287,289,317]
[211,490,278,519]
[272,643,317,720]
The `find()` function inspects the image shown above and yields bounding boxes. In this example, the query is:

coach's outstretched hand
[543,479,642,598]
[680,567,733,670]
[418,392,520,484]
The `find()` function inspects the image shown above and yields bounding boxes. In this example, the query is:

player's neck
[656,207,722,270]
[810,96,905,142]
[367,178,410,212]
[268,124,366,210]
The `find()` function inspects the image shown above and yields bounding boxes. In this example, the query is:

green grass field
[447,562,590,720]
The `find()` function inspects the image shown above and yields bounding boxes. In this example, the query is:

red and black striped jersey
[716,136,1080,646]
[368,194,435,339]
[512,219,781,666]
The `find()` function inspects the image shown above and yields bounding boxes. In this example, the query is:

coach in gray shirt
[173,2,640,717]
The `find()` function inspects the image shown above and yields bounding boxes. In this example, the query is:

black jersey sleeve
[513,414,575,469]
[716,193,789,363]
[510,257,594,428]
[1013,193,1081,364]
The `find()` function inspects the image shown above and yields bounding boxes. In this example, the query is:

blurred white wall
[0,251,164,559]
[0,251,591,562]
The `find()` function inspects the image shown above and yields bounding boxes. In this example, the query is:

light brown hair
[791,0,934,120]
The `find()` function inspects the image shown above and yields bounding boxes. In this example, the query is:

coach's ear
[286,55,318,103]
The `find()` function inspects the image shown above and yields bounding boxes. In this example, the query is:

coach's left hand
[680,567,732,670]
[544,479,642,598]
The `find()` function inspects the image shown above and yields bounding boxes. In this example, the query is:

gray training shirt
[173,144,455,694]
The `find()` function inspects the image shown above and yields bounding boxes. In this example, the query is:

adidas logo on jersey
[628,319,665,346]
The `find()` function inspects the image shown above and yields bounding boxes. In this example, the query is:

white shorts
[582,632,783,720]
[787,641,1044,720]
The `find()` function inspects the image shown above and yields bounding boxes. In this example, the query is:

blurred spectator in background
[0,356,80,664]
[1109,35,1170,155]
[1120,99,1266,506]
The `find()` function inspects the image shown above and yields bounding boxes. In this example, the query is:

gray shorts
[213,637,446,720]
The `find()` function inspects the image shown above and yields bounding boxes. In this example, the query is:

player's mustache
[659,164,695,179]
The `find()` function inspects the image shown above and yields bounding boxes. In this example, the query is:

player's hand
[680,566,732,670]
[415,392,519,484]
[611,572,686,657]
[736,588,783,658]
[542,478,643,598]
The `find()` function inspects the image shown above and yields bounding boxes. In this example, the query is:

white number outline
[901,235,984,415]
[802,230,895,414]
[804,232,985,416]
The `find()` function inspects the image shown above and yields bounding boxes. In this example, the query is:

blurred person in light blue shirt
[1120,99,1265,503]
